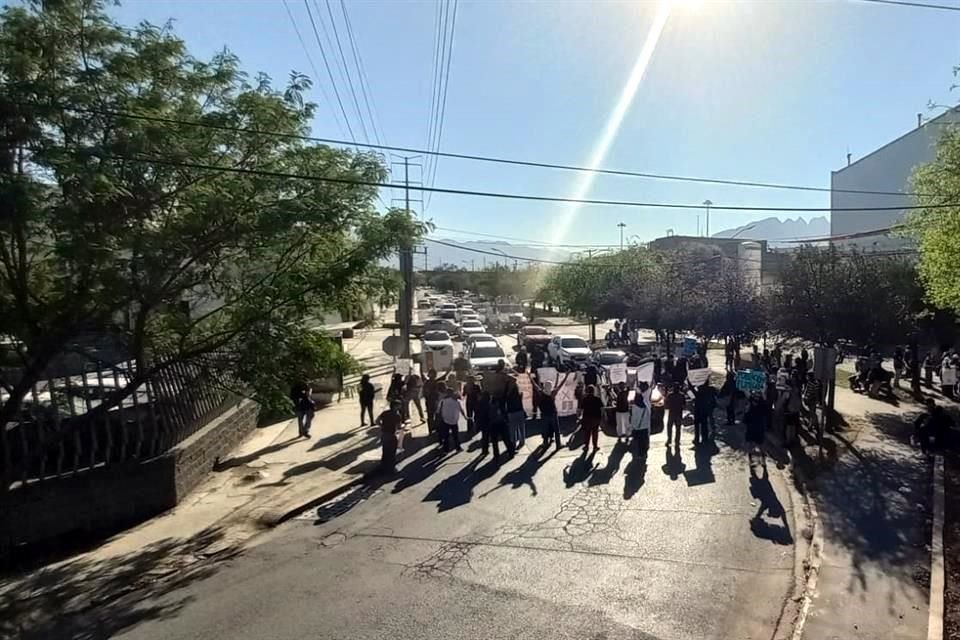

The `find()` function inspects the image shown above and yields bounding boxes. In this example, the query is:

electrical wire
[857,0,960,11]
[18,100,933,199]
[280,0,349,140]
[302,0,357,144]
[423,0,446,188]
[323,0,370,144]
[431,225,618,247]
[90,152,959,213]
[339,0,384,145]
[425,0,458,210]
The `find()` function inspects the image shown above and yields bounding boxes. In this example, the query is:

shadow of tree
[0,527,236,640]
[807,409,933,595]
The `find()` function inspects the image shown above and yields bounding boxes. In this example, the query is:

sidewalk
[798,385,934,639]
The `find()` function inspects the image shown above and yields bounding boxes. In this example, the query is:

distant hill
[711,216,829,245]
[389,240,578,270]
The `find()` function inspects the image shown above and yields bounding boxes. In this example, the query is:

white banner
[687,367,712,388]
[517,373,535,414]
[608,362,628,385]
[556,375,579,417]
[635,362,655,384]
[537,367,559,385]
[943,365,957,387]
[395,358,411,376]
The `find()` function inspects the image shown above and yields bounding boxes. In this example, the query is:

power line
[425,0,458,210]
[302,0,357,144]
[322,0,370,144]
[432,225,618,247]
[90,152,959,213]
[280,0,349,139]
[24,100,930,199]
[339,0,384,145]
[423,0,446,187]
[857,0,960,11]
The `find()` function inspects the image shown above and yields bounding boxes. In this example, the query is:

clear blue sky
[110,0,960,246]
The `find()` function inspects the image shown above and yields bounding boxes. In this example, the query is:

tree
[0,0,424,424]
[908,120,960,315]
[771,245,923,347]
[695,260,768,344]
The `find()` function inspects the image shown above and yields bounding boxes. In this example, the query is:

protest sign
[687,368,712,387]
[609,362,628,385]
[635,362,655,384]
[516,373,535,414]
[736,369,766,393]
[556,375,579,417]
[395,358,411,376]
[682,337,698,357]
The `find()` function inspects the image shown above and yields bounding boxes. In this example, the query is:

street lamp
[617,222,626,250]
[702,199,713,238]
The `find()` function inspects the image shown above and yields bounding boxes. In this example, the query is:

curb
[770,457,823,640]
[252,476,367,528]
[929,454,945,640]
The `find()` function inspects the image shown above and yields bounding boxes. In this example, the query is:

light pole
[703,200,713,238]
[617,222,626,250]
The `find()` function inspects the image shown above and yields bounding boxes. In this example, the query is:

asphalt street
[116,414,797,640]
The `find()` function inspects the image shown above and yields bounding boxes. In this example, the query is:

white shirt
[439,396,463,424]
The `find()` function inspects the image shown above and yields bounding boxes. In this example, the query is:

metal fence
[1,358,230,491]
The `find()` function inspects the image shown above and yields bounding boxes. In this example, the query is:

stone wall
[0,399,258,562]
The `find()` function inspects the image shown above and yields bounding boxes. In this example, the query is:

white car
[547,334,592,366]
[459,319,485,339]
[422,330,454,352]
[422,317,458,334]
[468,341,508,372]
[439,302,458,319]
[464,332,496,352]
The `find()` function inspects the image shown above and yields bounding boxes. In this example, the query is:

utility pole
[617,222,626,250]
[397,155,417,360]
[703,199,713,238]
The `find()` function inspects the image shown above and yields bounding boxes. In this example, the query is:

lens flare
[543,1,672,256]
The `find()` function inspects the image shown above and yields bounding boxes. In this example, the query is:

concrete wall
[831,110,960,250]
[0,399,258,560]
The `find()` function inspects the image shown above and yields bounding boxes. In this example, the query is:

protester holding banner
[580,385,604,452]
[720,371,738,425]
[630,381,652,449]
[531,372,570,451]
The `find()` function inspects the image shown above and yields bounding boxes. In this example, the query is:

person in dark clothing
[614,381,631,442]
[580,384,604,452]
[295,385,315,438]
[422,368,448,434]
[693,383,717,444]
[653,356,662,385]
[404,372,424,423]
[376,400,403,473]
[761,349,771,372]
[464,380,481,434]
[483,391,515,460]
[674,357,689,388]
[531,346,546,371]
[583,365,599,390]
[531,372,570,451]
[914,398,955,453]
[893,347,905,389]
[720,371,738,425]
[798,349,810,379]
[515,346,529,373]
[725,342,735,371]
[387,374,404,404]
[358,374,376,426]
[663,354,676,386]
[744,393,769,462]
[665,384,685,447]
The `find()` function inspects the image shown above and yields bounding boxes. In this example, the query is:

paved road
[117,418,797,640]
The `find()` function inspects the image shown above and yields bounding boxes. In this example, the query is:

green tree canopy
[909,121,960,315]
[0,0,424,418]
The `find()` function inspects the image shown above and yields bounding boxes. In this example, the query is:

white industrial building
[830,108,960,249]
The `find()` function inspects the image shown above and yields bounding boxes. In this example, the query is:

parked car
[468,341,508,372]
[592,349,627,366]
[517,325,552,348]
[422,317,459,334]
[464,332,496,352]
[459,319,485,339]
[547,335,591,366]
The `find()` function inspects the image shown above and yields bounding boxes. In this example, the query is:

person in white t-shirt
[435,384,465,453]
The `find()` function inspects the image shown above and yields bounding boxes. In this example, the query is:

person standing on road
[580,384,604,452]
[893,347,905,389]
[663,354,675,386]
[725,342,735,371]
[515,346,529,373]
[435,384,465,453]
[744,393,769,464]
[531,373,569,451]
[453,352,470,384]
[359,374,376,426]
[423,368,448,435]
[404,371,424,424]
[464,379,481,434]
[387,374,404,405]
[630,381,651,450]
[720,371,738,425]
[487,391,515,460]
[693,382,716,445]
[295,385,316,438]
[505,378,527,448]
[376,400,403,473]
[665,383,685,448]
[614,381,631,443]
